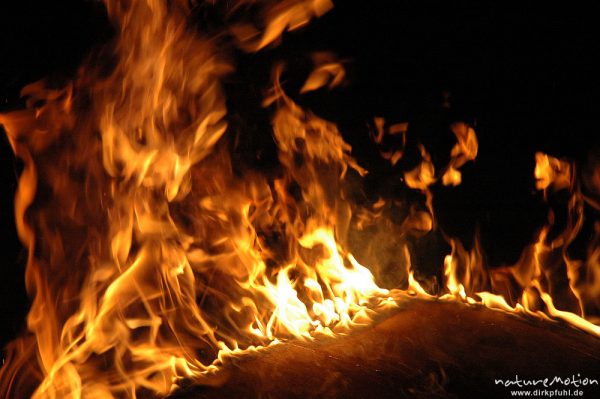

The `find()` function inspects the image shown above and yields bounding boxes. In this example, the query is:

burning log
[169,300,600,399]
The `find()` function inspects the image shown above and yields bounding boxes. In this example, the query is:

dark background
[1,0,599,350]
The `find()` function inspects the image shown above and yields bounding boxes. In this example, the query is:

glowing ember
[0,1,598,398]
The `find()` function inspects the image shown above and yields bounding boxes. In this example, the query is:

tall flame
[1,1,599,398]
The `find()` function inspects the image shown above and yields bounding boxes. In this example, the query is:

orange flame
[442,122,478,186]
[0,1,599,398]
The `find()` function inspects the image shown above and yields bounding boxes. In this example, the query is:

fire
[442,122,478,186]
[534,151,572,191]
[0,1,599,398]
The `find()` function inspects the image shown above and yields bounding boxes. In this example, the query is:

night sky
[1,0,599,350]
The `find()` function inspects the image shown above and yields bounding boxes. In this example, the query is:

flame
[534,151,572,191]
[1,1,599,398]
[441,122,478,186]
[230,0,334,52]
[300,52,346,94]
[371,117,408,166]
[404,144,436,191]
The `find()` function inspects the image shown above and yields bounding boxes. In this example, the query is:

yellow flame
[1,1,599,398]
